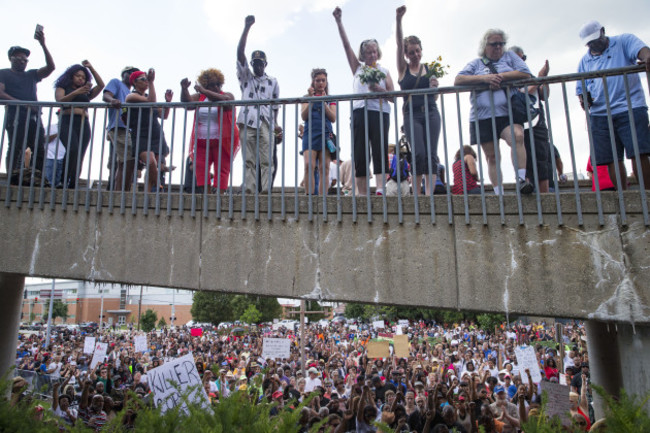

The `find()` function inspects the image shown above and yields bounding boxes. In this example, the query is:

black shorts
[469,116,511,145]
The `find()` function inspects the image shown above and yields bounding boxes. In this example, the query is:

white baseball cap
[579,20,603,45]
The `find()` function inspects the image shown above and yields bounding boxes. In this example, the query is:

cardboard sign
[134,335,148,353]
[540,381,571,426]
[90,342,108,370]
[148,353,211,415]
[83,337,96,354]
[373,320,385,329]
[514,345,543,383]
[367,340,390,359]
[262,338,291,360]
[393,335,409,358]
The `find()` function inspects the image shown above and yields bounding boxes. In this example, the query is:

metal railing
[1,65,648,226]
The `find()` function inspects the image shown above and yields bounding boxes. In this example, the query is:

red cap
[272,391,283,399]
[129,70,146,86]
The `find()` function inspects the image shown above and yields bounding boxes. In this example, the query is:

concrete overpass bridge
[1,66,650,413]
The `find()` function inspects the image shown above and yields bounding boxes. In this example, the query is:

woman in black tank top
[396,6,441,196]
[54,61,104,189]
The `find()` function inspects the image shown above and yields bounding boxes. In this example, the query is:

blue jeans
[44,158,63,187]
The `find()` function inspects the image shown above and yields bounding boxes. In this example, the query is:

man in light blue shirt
[576,20,650,190]
[103,66,139,191]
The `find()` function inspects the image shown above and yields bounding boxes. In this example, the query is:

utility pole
[287,300,329,377]
[171,289,176,327]
[137,286,143,331]
[99,284,105,331]
[45,279,56,348]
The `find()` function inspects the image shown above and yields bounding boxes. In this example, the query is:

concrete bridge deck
[1,184,648,324]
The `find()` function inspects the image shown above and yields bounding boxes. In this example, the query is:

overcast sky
[2,0,649,185]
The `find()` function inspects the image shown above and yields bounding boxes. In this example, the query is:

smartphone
[35,24,43,34]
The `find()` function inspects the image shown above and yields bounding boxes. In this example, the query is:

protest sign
[514,345,542,383]
[373,320,385,329]
[134,335,148,353]
[262,338,291,360]
[393,335,409,358]
[541,381,571,425]
[367,341,390,358]
[148,353,211,415]
[395,326,403,335]
[90,342,108,370]
[190,328,203,337]
[83,336,96,354]
[398,320,409,327]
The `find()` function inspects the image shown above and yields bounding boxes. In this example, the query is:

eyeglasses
[487,42,506,48]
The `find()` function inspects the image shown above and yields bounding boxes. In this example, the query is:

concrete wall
[1,189,649,323]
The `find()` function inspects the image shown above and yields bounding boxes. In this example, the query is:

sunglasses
[487,42,506,48]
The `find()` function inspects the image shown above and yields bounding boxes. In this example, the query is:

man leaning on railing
[576,20,650,190]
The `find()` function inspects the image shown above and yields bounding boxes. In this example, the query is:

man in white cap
[576,20,650,190]
[304,366,322,393]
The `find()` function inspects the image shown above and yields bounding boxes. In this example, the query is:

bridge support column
[0,273,24,380]
[586,320,650,419]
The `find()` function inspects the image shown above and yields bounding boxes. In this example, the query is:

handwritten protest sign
[373,320,385,329]
[541,381,571,425]
[367,340,390,358]
[148,353,211,415]
[83,336,96,354]
[398,320,409,327]
[134,335,148,353]
[514,345,542,383]
[90,342,108,370]
[393,335,409,358]
[262,338,291,360]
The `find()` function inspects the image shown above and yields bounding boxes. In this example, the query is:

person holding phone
[0,25,55,183]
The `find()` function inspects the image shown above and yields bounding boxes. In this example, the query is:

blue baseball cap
[494,385,506,394]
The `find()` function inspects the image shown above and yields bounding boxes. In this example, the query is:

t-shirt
[352,64,391,113]
[457,51,531,121]
[0,68,40,101]
[0,68,41,122]
[576,34,648,116]
[104,78,131,130]
[45,123,66,160]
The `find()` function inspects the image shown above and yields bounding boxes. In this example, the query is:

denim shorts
[590,107,650,165]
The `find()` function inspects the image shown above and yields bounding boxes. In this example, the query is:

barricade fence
[1,66,648,226]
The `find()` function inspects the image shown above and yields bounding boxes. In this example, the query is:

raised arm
[395,6,407,79]
[35,29,55,80]
[180,78,199,108]
[332,7,360,74]
[82,60,105,100]
[237,16,255,67]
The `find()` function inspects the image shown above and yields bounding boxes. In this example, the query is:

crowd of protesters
[11,317,603,432]
[2,11,649,197]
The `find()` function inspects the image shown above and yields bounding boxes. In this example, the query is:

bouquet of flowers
[359,65,386,85]
[424,56,450,79]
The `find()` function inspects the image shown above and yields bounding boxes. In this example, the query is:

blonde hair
[197,68,225,88]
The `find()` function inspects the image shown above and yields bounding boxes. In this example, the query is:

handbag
[483,58,539,125]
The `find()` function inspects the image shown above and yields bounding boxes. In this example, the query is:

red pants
[194,138,236,189]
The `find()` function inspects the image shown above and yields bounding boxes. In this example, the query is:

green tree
[140,309,157,332]
[344,303,365,319]
[476,313,506,331]
[43,299,68,323]
[158,317,167,328]
[240,304,262,324]
[231,295,281,323]
[305,300,326,321]
[191,292,236,325]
